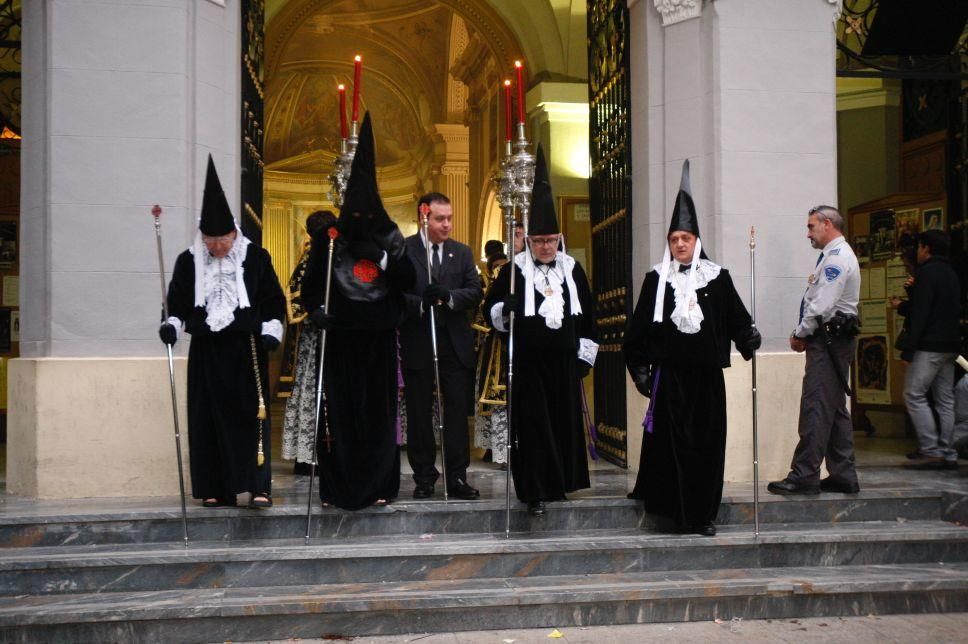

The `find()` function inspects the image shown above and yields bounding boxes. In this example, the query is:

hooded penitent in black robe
[166,243,286,501]
[624,266,753,528]
[484,256,597,503]
[300,113,416,510]
[624,159,756,531]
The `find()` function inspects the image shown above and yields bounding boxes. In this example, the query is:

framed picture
[922,207,944,231]
[869,210,895,261]
[0,220,16,270]
[852,235,870,265]
[894,208,919,251]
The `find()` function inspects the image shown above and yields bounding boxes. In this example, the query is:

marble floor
[0,435,964,521]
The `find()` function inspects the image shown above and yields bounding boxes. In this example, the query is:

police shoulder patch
[824,265,842,282]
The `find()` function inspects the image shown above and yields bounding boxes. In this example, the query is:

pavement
[244,613,968,643]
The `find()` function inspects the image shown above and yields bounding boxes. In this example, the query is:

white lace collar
[189,225,252,332]
[514,248,582,329]
[652,237,721,334]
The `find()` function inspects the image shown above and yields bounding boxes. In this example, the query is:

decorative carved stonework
[654,0,701,26]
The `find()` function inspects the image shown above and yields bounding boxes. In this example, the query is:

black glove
[159,322,177,346]
[349,239,383,263]
[577,361,592,379]
[738,327,762,361]
[261,334,280,352]
[632,366,654,397]
[423,283,450,308]
[310,307,337,331]
[502,292,522,316]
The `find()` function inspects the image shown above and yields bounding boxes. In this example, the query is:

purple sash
[642,366,661,434]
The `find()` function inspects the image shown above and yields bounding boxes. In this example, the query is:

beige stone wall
[8,358,191,499]
[626,352,808,484]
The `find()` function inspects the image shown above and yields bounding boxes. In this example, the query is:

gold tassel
[257,437,265,466]
[257,399,267,420]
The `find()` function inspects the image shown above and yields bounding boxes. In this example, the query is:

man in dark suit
[400,192,483,500]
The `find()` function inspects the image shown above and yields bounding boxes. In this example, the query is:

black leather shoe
[447,479,480,500]
[696,522,716,537]
[413,484,434,499]
[767,479,820,496]
[820,477,860,493]
[527,501,546,517]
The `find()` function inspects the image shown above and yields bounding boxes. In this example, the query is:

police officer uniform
[770,234,861,495]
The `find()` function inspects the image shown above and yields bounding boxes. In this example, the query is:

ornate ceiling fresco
[264,0,523,179]
[265,1,453,170]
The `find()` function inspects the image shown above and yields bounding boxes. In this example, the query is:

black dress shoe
[696,522,716,537]
[820,477,860,493]
[413,484,434,499]
[767,479,820,496]
[447,479,480,500]
[527,501,546,516]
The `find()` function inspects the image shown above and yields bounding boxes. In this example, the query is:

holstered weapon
[814,314,856,396]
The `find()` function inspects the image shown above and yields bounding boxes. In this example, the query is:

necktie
[678,264,691,273]
[431,243,441,278]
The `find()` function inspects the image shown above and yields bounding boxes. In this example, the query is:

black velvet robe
[484,259,597,503]
[302,229,416,510]
[166,244,286,501]
[624,267,752,528]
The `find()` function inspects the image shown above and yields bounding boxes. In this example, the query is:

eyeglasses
[202,233,236,246]
[529,236,559,247]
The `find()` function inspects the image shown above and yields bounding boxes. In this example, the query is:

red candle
[351,55,362,123]
[503,80,512,142]
[338,84,348,139]
[514,60,525,125]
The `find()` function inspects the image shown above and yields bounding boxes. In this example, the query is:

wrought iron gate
[241,0,265,245]
[588,0,632,467]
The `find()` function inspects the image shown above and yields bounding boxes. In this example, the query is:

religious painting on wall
[0,308,11,354]
[922,207,944,231]
[852,235,869,265]
[894,208,920,252]
[856,334,891,405]
[869,210,895,261]
[0,220,16,269]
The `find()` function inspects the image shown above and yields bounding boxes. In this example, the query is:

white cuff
[378,251,388,271]
[167,316,183,341]
[261,319,283,341]
[490,302,507,332]
[578,337,599,367]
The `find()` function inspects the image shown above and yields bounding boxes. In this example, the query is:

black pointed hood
[338,113,392,238]
[527,145,559,236]
[199,155,236,236]
[668,159,700,238]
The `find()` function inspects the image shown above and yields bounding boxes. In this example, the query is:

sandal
[249,494,273,509]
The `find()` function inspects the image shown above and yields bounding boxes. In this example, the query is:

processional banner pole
[306,106,359,540]
[749,226,760,538]
[151,205,190,547]
[421,203,449,502]
[505,115,536,538]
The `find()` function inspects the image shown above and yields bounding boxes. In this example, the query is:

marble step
[1,562,967,643]
[0,490,945,548]
[1,521,965,595]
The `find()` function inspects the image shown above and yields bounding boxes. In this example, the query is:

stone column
[431,123,470,244]
[626,0,841,480]
[11,0,242,497]
[526,82,590,199]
